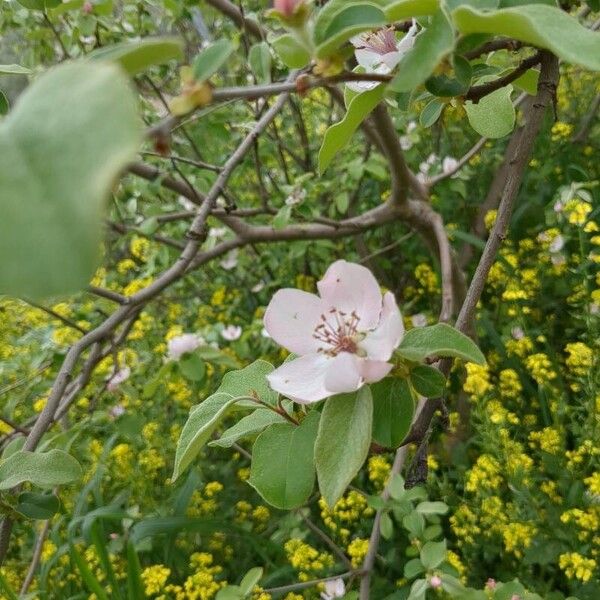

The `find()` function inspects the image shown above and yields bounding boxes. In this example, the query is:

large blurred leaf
[390,8,455,92]
[216,359,278,406]
[465,84,515,138]
[319,85,385,174]
[249,411,320,510]
[0,64,31,75]
[453,5,600,71]
[315,388,373,507]
[16,0,60,9]
[0,449,82,490]
[0,62,142,298]
[89,37,183,75]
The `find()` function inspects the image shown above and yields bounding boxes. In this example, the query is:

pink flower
[429,575,442,589]
[106,367,130,392]
[348,22,418,92]
[264,260,404,403]
[221,325,242,341]
[167,333,202,361]
[321,577,345,600]
[485,578,497,590]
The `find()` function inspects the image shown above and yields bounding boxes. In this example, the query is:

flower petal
[359,359,393,383]
[267,353,331,404]
[396,19,418,56]
[360,291,404,361]
[264,289,327,355]
[323,353,363,394]
[317,260,383,330]
[354,48,385,71]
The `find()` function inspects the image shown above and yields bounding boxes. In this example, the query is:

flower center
[355,27,397,56]
[313,308,361,356]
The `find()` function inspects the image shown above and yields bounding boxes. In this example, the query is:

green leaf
[512,68,539,95]
[465,84,515,138]
[408,578,428,600]
[314,0,381,45]
[396,323,486,364]
[270,34,311,69]
[209,409,287,448]
[172,393,239,481]
[453,5,600,72]
[420,539,447,569]
[415,500,448,515]
[390,9,455,92]
[217,359,278,406]
[404,557,426,578]
[380,511,394,540]
[249,42,272,84]
[216,587,244,600]
[316,4,386,58]
[16,0,60,9]
[385,0,438,20]
[419,98,444,128]
[315,387,373,507]
[319,85,386,174]
[0,91,8,116]
[0,449,82,490]
[240,567,263,595]
[15,492,59,519]
[126,541,144,600]
[409,365,446,397]
[70,544,110,600]
[403,510,425,537]
[192,39,235,82]
[249,411,320,510]
[179,353,206,382]
[371,378,414,448]
[88,37,183,75]
[440,573,466,595]
[0,64,31,75]
[0,62,142,298]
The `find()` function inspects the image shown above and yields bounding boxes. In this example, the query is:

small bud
[82,1,93,13]
[273,0,301,18]
[429,575,442,589]
[295,73,311,96]
[485,578,497,590]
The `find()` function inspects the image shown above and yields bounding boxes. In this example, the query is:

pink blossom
[485,578,497,590]
[106,367,130,392]
[442,156,459,176]
[264,260,404,403]
[348,22,418,92]
[321,578,345,600]
[221,325,242,341]
[167,333,202,361]
[273,0,301,18]
[429,575,442,589]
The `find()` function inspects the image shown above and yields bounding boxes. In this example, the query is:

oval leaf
[249,411,320,510]
[315,387,373,507]
[89,37,183,75]
[319,85,386,174]
[465,84,515,138]
[172,393,239,481]
[371,378,414,448]
[0,62,142,298]
[409,365,446,398]
[453,4,600,72]
[390,8,455,93]
[16,492,60,520]
[0,449,82,490]
[0,64,31,75]
[209,409,287,448]
[193,39,235,82]
[396,323,485,364]
[270,34,311,69]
